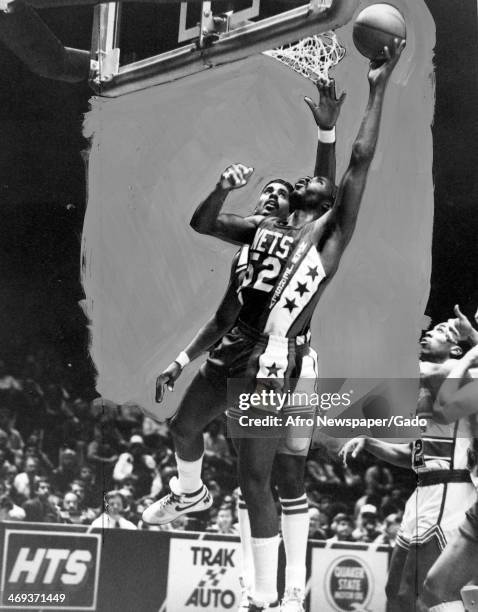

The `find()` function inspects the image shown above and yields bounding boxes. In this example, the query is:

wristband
[174,351,190,369]
[318,126,336,144]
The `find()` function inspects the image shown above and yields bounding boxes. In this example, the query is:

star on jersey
[264,246,326,337]
[283,298,298,313]
[306,266,319,281]
[295,282,309,297]
[266,363,280,376]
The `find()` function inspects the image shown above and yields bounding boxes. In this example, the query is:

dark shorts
[200,320,310,397]
[460,498,478,542]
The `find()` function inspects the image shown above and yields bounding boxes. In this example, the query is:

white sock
[175,453,203,493]
[251,535,280,605]
[237,490,254,588]
[429,603,465,612]
[280,494,309,593]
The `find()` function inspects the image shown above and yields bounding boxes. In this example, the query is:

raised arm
[305,78,346,182]
[434,345,478,423]
[155,253,243,402]
[320,40,405,270]
[190,164,263,245]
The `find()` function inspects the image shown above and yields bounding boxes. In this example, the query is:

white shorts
[227,346,318,456]
[397,481,477,550]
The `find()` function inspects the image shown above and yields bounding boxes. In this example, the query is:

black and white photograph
[0,0,477,610]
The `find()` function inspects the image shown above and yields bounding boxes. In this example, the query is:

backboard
[90,0,356,96]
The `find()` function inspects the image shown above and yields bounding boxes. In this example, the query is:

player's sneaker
[242,603,276,611]
[240,598,279,611]
[280,588,305,612]
[142,477,212,525]
[238,577,252,611]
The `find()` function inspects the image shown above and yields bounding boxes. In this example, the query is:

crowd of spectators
[0,350,415,545]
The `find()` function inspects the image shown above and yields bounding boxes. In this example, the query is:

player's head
[419,322,463,361]
[253,179,293,218]
[291,175,336,215]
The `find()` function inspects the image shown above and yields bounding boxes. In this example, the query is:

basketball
[353,4,406,60]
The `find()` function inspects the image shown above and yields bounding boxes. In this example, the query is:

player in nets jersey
[340,319,478,612]
[144,81,345,611]
[417,340,478,612]
[189,40,405,611]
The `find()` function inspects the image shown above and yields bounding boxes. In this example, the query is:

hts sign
[8,548,92,585]
[0,530,100,609]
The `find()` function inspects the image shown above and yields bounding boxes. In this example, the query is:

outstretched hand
[338,437,366,466]
[368,38,406,87]
[304,78,346,130]
[155,361,182,403]
[447,304,474,342]
[219,163,254,191]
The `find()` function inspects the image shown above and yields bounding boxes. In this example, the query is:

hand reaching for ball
[368,38,406,87]
[219,164,254,191]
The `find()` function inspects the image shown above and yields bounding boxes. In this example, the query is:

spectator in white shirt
[13,456,40,501]
[90,490,137,530]
[0,479,25,521]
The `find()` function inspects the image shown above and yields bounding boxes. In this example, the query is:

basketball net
[263,31,345,83]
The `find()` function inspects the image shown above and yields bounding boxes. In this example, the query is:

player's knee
[282,438,309,454]
[422,570,446,605]
[169,415,195,444]
[240,472,270,504]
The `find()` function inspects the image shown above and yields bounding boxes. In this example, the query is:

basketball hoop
[263,31,346,83]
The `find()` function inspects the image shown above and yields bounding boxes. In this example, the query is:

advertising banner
[0,529,101,610]
[166,536,242,611]
[309,543,389,612]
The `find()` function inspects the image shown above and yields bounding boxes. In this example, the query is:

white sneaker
[142,477,212,525]
[238,577,252,611]
[243,601,276,611]
[280,588,305,612]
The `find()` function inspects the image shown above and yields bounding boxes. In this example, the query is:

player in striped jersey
[417,340,478,612]
[144,80,345,611]
[340,317,478,612]
[189,40,405,611]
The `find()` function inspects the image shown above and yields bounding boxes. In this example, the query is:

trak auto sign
[166,537,241,611]
[0,530,101,610]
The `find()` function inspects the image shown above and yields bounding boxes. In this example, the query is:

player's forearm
[350,83,385,167]
[182,314,233,363]
[436,355,475,412]
[315,139,336,183]
[190,183,230,235]
[363,438,411,469]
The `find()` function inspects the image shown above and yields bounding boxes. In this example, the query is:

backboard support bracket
[91,2,121,82]
[91,0,357,97]
[179,0,260,44]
